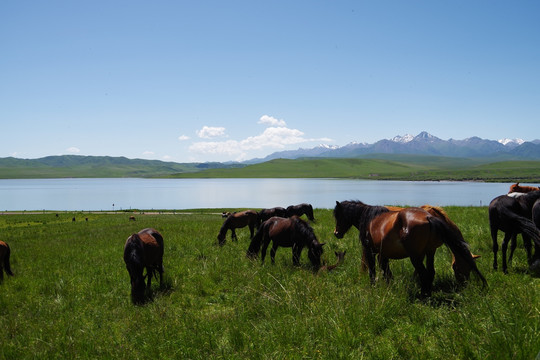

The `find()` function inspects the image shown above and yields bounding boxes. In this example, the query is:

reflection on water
[0,178,515,211]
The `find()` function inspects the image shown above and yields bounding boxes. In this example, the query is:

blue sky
[2,1,539,163]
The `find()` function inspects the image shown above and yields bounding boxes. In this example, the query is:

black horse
[488,190,540,273]
[286,203,315,221]
[247,216,324,270]
[258,207,288,222]
[123,228,164,304]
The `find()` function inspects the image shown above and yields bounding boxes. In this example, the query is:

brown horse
[217,210,259,245]
[0,241,14,282]
[508,182,540,194]
[333,201,486,296]
[247,216,324,270]
[123,228,164,304]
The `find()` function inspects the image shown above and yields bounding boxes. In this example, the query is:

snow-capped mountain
[498,138,525,148]
[391,134,414,143]
[250,132,540,163]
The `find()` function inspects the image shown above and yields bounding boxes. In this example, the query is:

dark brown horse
[0,241,14,282]
[489,191,540,273]
[217,210,259,245]
[124,228,164,304]
[247,216,324,270]
[508,182,540,194]
[286,203,315,221]
[333,201,486,296]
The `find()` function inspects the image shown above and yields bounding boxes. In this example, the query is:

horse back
[137,229,164,265]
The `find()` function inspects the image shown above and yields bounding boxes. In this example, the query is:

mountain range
[247,132,540,163]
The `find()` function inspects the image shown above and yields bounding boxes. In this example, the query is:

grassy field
[0,208,538,359]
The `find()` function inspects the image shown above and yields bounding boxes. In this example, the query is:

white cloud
[178,135,190,141]
[66,147,80,154]
[258,115,286,127]
[196,126,226,139]
[142,151,155,156]
[188,116,330,161]
[189,126,323,161]
[162,155,172,160]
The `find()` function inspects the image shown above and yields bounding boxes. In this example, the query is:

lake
[0,178,518,211]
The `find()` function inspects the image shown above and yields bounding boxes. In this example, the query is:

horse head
[452,253,484,285]
[308,242,325,269]
[333,201,353,238]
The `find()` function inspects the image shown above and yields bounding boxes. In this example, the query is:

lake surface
[0,178,518,211]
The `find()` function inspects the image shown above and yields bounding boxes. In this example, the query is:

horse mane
[337,201,389,240]
[292,216,318,244]
[218,217,232,237]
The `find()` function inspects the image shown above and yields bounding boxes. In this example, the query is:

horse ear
[472,254,481,260]
[320,243,325,247]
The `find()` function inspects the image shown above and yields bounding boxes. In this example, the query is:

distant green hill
[0,155,243,178]
[169,157,540,182]
[1,155,539,182]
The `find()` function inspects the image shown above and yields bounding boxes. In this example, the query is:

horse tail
[3,243,14,276]
[308,204,315,222]
[247,221,266,258]
[494,205,540,247]
[428,216,487,286]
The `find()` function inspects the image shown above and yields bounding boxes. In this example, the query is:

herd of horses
[2,185,539,304]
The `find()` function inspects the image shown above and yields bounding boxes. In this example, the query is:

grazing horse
[286,203,315,221]
[129,216,136,221]
[0,241,14,282]
[123,228,164,304]
[508,182,540,194]
[247,216,325,270]
[217,210,259,245]
[258,207,288,222]
[489,191,540,273]
[333,201,486,296]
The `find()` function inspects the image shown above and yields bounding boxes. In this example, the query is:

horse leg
[292,245,301,266]
[377,255,392,282]
[425,252,435,291]
[362,244,377,284]
[410,256,431,297]
[508,233,518,265]
[522,235,533,265]
[231,229,237,242]
[490,227,499,270]
[501,232,513,274]
[270,244,278,264]
[260,237,270,264]
[146,268,153,293]
[249,224,255,238]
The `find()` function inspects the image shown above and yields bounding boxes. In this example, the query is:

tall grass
[0,208,538,359]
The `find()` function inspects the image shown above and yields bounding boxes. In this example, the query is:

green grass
[0,208,538,359]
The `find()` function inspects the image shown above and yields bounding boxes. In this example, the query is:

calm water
[0,178,517,211]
